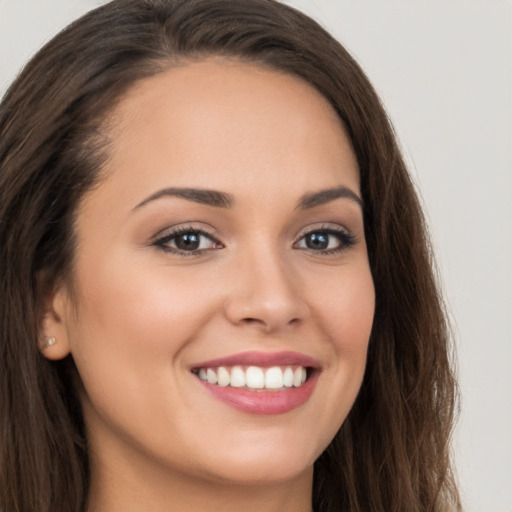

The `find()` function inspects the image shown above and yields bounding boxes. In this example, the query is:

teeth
[206,368,217,384]
[217,366,230,387]
[230,366,246,387]
[265,366,283,389]
[283,367,294,387]
[196,365,309,390]
[246,366,264,389]
[292,367,303,387]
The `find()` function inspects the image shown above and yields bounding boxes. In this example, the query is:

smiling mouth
[190,351,320,414]
[192,365,310,391]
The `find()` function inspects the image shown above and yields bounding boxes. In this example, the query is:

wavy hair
[0,1,460,510]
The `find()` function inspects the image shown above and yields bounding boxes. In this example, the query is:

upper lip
[190,350,321,370]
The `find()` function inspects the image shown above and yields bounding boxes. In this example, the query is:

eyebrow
[297,185,363,210]
[134,187,234,210]
[133,184,363,212]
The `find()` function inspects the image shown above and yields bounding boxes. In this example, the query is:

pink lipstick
[190,351,320,415]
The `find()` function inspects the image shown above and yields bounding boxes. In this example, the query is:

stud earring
[42,336,57,349]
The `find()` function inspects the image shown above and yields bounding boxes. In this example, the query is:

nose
[223,245,308,333]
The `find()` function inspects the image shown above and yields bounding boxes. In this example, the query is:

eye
[294,227,356,254]
[153,227,222,254]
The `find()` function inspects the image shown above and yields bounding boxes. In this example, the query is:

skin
[41,59,375,512]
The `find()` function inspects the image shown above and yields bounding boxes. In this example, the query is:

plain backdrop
[1,1,511,511]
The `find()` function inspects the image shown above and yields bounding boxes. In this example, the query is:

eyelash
[152,225,356,256]
[152,226,222,256]
[294,226,357,255]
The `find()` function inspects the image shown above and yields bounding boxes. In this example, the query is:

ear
[38,278,73,361]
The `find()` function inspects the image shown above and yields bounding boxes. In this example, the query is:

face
[45,59,375,488]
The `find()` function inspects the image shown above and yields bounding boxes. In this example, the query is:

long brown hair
[0,1,461,510]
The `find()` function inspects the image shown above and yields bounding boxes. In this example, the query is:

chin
[202,456,314,486]
[188,437,320,486]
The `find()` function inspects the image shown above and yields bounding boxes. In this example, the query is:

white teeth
[265,366,283,389]
[292,367,304,387]
[283,367,294,387]
[246,366,265,389]
[230,366,246,387]
[206,368,217,384]
[217,366,230,387]
[195,365,310,390]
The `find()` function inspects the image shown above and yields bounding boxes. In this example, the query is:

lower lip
[196,373,319,415]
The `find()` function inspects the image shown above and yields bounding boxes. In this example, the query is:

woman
[0,1,461,511]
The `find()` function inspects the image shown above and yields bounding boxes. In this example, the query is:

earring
[42,336,57,349]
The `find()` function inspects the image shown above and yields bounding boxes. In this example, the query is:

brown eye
[295,228,356,254]
[154,228,221,254]
[304,232,330,250]
[174,232,202,251]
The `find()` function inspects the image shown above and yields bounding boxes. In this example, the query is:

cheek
[65,255,226,443]
[305,263,374,431]
[72,253,219,349]
[310,263,375,356]
[65,251,226,411]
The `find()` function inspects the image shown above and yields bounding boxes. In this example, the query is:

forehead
[89,58,360,214]
[110,57,344,135]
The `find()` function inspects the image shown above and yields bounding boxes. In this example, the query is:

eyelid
[151,224,223,255]
[152,222,216,241]
[293,223,357,253]
[150,222,356,257]
[294,223,352,240]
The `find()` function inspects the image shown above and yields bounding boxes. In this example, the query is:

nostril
[223,284,308,332]
[241,317,264,325]
[239,316,302,332]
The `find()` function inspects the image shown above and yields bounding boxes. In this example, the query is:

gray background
[1,1,511,511]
